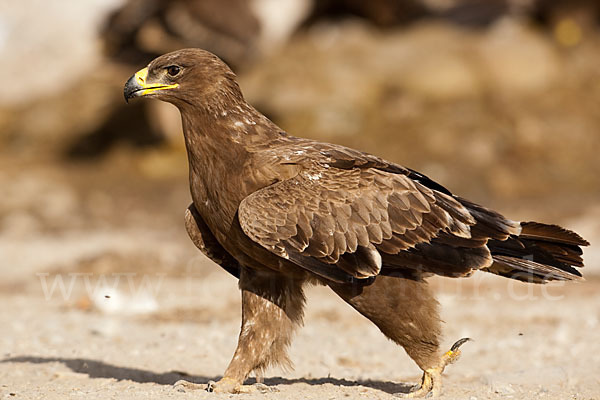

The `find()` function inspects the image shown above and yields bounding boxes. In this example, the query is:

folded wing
[238,162,510,281]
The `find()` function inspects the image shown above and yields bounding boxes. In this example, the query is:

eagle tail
[484,221,589,283]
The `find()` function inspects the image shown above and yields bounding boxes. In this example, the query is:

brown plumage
[124,49,589,397]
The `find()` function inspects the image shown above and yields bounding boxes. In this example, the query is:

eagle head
[124,48,241,108]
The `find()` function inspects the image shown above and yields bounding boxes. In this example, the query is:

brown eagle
[124,49,588,397]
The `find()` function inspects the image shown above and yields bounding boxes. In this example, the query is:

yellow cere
[135,67,149,84]
[134,67,179,96]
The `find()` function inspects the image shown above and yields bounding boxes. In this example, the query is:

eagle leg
[397,337,471,398]
[329,276,470,397]
[207,268,305,393]
[329,275,443,369]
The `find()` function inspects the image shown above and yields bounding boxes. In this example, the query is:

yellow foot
[395,337,471,398]
[395,367,440,398]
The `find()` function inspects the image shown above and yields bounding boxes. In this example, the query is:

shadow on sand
[2,356,414,394]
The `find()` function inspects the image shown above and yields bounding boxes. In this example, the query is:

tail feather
[485,221,588,283]
[520,221,589,246]
[490,255,582,283]
[532,240,584,267]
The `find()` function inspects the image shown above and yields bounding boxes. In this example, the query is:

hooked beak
[124,67,179,103]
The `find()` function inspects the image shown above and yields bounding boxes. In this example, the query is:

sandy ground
[1,191,599,400]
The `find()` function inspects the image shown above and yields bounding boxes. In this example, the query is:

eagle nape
[124,49,588,397]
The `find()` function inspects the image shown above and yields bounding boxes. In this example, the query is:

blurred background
[1,1,600,398]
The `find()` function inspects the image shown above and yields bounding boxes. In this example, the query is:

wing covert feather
[238,163,478,279]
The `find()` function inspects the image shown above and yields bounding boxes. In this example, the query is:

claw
[450,337,471,352]
[395,338,472,398]
[442,337,471,367]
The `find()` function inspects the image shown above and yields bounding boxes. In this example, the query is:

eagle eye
[166,65,181,77]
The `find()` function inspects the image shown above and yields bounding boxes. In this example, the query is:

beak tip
[123,74,141,104]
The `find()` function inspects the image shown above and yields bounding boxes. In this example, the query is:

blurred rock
[305,0,429,27]
[65,101,164,160]
[383,24,483,99]
[136,147,189,179]
[539,0,600,50]
[146,101,184,147]
[0,63,127,154]
[0,0,123,107]
[307,0,514,27]
[103,0,262,67]
[101,0,598,75]
[251,0,313,49]
[478,18,561,94]
[0,211,41,239]
[0,170,81,234]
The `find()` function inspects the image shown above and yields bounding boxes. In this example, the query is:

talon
[450,337,471,352]
[442,337,471,367]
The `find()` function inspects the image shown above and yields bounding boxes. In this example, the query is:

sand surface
[2,222,599,400]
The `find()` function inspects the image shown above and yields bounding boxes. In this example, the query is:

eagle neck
[178,100,278,235]
[178,97,282,164]
[179,105,247,162]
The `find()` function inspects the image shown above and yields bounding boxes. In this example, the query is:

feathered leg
[177,268,306,393]
[329,275,468,397]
